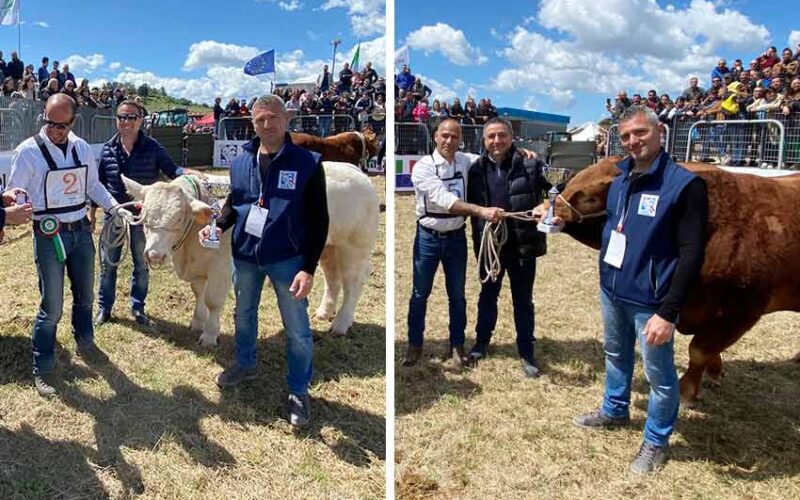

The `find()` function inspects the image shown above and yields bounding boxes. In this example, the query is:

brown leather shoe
[402,344,422,367]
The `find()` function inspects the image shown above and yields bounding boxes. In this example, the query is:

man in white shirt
[9,94,124,397]
[403,118,505,367]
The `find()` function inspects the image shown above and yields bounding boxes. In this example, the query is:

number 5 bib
[34,135,88,215]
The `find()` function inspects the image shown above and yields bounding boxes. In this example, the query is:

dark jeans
[98,223,149,314]
[475,254,537,360]
[32,225,96,374]
[407,225,467,348]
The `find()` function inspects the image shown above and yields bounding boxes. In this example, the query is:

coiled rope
[477,210,539,283]
[99,201,147,267]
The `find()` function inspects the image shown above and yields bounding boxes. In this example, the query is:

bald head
[46,93,77,118]
[43,94,77,144]
[435,118,462,162]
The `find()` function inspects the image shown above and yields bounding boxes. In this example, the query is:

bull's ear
[189,198,213,225]
[122,175,147,200]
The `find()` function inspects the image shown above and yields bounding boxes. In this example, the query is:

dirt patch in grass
[394,190,800,499]
[0,176,386,499]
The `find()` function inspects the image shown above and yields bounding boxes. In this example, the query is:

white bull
[121,161,379,346]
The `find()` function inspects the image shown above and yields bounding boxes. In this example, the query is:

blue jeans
[600,289,679,447]
[232,256,312,396]
[32,225,96,374]
[98,223,149,313]
[475,254,536,360]
[406,225,467,348]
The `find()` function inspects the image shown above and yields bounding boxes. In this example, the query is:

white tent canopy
[568,121,600,141]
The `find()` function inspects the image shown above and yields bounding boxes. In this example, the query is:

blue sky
[396,0,800,126]
[0,0,384,105]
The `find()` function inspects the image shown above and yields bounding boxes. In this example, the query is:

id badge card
[245,205,269,237]
[603,230,626,268]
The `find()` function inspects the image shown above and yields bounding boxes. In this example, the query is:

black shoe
[630,442,670,474]
[468,342,489,366]
[573,409,630,429]
[34,373,59,397]
[288,393,311,426]
[216,363,258,387]
[131,309,152,327]
[402,344,422,367]
[77,343,109,365]
[93,310,111,326]
[520,356,541,378]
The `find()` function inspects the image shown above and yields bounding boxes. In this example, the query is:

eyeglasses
[44,119,73,130]
[116,114,141,122]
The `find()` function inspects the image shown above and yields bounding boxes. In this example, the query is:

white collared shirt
[9,127,117,222]
[412,149,480,232]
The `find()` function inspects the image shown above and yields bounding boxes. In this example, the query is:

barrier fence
[0,108,25,152]
[604,112,800,168]
[287,114,357,137]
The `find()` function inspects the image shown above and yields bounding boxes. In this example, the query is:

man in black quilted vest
[91,100,200,327]
[466,117,550,378]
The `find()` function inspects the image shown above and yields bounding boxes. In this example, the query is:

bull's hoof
[704,371,724,387]
[197,333,219,348]
[679,379,701,406]
[313,308,336,322]
[329,325,350,336]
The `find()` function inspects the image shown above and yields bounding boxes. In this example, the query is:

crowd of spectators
[394,64,499,125]
[0,52,150,112]
[606,45,800,124]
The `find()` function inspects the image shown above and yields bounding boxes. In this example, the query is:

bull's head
[360,126,379,157]
[122,175,213,266]
[553,156,623,226]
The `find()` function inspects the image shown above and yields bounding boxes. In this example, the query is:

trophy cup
[537,167,573,234]
[201,177,231,250]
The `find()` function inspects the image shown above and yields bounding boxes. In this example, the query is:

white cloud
[407,23,488,66]
[344,36,385,74]
[523,96,538,110]
[789,31,800,50]
[33,21,50,28]
[182,40,261,71]
[306,30,320,41]
[420,75,458,103]
[278,0,302,10]
[62,53,106,74]
[320,0,384,38]
[486,0,771,112]
[109,62,122,70]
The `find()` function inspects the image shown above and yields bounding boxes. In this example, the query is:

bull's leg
[704,353,724,386]
[199,263,232,348]
[314,246,340,321]
[330,248,370,335]
[189,278,209,334]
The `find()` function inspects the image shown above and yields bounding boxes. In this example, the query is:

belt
[418,223,465,238]
[34,217,89,233]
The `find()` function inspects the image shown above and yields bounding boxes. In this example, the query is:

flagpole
[17,0,21,57]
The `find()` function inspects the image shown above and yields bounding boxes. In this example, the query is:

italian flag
[0,0,19,26]
[351,42,360,72]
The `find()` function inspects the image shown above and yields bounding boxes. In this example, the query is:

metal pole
[17,0,21,57]
[330,39,341,84]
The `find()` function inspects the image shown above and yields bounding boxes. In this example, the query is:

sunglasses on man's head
[44,119,72,130]
[116,114,140,122]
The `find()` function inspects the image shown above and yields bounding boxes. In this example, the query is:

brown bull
[554,156,800,403]
[290,128,379,166]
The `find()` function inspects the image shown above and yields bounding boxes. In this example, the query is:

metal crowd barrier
[218,117,255,141]
[0,108,25,152]
[461,124,484,154]
[605,112,800,168]
[395,122,432,155]
[287,114,357,137]
[89,113,116,144]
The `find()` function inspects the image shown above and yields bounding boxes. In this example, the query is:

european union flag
[244,50,275,76]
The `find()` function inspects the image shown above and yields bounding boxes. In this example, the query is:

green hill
[143,95,212,114]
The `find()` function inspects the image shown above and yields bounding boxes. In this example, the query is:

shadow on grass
[623,358,800,479]
[0,424,110,499]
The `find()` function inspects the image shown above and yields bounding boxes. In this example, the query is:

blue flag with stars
[244,50,275,76]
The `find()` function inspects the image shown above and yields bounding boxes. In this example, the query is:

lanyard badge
[39,215,67,263]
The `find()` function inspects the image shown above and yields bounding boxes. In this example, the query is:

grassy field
[394,191,800,499]
[0,176,386,499]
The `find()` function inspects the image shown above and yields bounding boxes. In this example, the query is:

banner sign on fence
[395,154,423,192]
[213,140,249,168]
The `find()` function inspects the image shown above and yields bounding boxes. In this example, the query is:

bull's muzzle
[145,249,166,265]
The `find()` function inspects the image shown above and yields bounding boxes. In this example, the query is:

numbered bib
[44,166,87,211]
[603,230,626,269]
[245,204,269,237]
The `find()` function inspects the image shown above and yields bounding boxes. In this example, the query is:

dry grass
[0,176,386,499]
[394,191,800,499]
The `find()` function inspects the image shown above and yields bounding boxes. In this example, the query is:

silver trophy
[201,178,231,250]
[537,167,573,234]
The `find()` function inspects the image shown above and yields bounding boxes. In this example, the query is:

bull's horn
[122,175,147,201]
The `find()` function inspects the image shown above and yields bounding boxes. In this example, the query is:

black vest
[467,148,548,260]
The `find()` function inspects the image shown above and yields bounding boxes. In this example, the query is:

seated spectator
[39,78,59,100]
[682,77,705,101]
[449,97,465,121]
[354,92,372,114]
[96,90,112,109]
[412,100,429,122]
[730,59,745,81]
[710,58,730,84]
[631,93,643,106]
[781,77,800,115]
[19,76,36,99]
[740,70,756,93]
[1,77,15,96]
[286,93,301,111]
[607,90,631,120]
[644,89,658,111]
[704,77,723,100]
[62,80,79,106]
[747,86,782,113]
[78,87,97,108]
[373,94,386,113]
[429,99,444,117]
[658,97,673,122]
[669,96,688,119]
[770,76,786,94]
[755,47,780,71]
[780,47,798,75]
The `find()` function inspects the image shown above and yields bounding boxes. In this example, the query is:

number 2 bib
[34,135,89,215]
